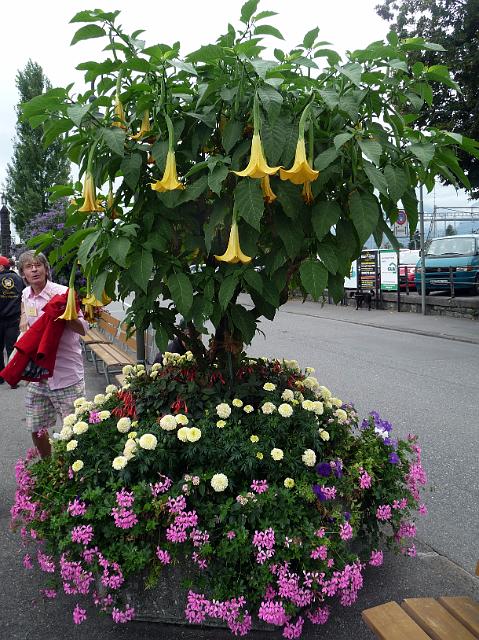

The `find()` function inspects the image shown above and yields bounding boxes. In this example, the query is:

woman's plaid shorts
[25,379,85,433]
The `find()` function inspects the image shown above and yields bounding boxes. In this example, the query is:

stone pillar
[0,204,12,258]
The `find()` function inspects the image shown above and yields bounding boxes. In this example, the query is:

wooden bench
[362,597,479,639]
[81,310,121,361]
[88,326,138,384]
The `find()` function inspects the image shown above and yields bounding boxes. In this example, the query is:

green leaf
[219,274,239,310]
[262,116,296,165]
[92,271,108,301]
[317,237,338,274]
[102,127,126,156]
[276,214,302,259]
[108,237,132,268]
[250,59,278,79]
[167,272,193,315]
[337,62,363,87]
[384,165,408,203]
[222,119,243,153]
[327,271,345,303]
[78,230,101,267]
[43,118,74,147]
[129,249,154,293]
[349,190,380,246]
[363,161,388,196]
[358,139,382,166]
[257,84,283,122]
[312,200,341,240]
[208,164,229,196]
[180,175,208,203]
[318,88,340,110]
[235,180,264,230]
[231,305,256,344]
[401,188,418,233]
[70,24,106,46]
[299,259,327,301]
[334,132,353,150]
[123,58,150,73]
[67,103,91,126]
[314,147,339,171]
[408,143,435,167]
[243,268,263,294]
[121,153,143,191]
[303,27,319,49]
[62,228,98,253]
[254,25,284,40]
[241,0,259,23]
[275,181,303,219]
[204,200,229,253]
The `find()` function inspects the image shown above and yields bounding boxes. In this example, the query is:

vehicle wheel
[471,275,479,296]
[417,285,429,296]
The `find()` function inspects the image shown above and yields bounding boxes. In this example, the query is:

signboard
[380,250,398,291]
[393,209,409,237]
[344,260,357,289]
[358,251,379,291]
[397,210,407,225]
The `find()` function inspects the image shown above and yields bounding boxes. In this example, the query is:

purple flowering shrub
[11,356,427,637]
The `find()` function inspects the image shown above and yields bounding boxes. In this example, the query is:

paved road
[1,302,478,639]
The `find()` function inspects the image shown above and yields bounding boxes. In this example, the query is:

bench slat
[437,597,479,638]
[362,601,432,640]
[402,598,477,640]
[89,343,135,368]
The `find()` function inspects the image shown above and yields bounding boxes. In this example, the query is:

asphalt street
[1,301,478,639]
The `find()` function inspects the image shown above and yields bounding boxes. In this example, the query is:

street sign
[397,210,407,225]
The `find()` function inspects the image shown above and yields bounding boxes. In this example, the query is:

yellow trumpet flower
[261,175,277,203]
[233,133,281,179]
[78,172,104,213]
[214,221,252,264]
[112,95,126,129]
[130,111,151,140]
[83,303,95,323]
[150,150,185,192]
[57,287,78,321]
[279,138,319,185]
[302,180,314,205]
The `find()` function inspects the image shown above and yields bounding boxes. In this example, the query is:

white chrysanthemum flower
[187,427,201,443]
[303,376,319,390]
[319,429,330,441]
[243,405,254,414]
[127,431,137,440]
[177,427,189,442]
[105,384,117,394]
[112,456,128,470]
[98,410,111,421]
[66,439,78,452]
[122,383,130,390]
[124,439,137,453]
[160,415,177,431]
[116,417,131,434]
[271,448,284,461]
[122,365,134,375]
[136,369,146,377]
[211,473,229,492]
[302,449,316,467]
[281,389,294,402]
[261,402,276,415]
[216,420,226,428]
[216,403,231,419]
[72,460,84,472]
[104,393,112,401]
[263,382,276,392]
[175,414,189,426]
[302,399,315,412]
[186,351,194,362]
[73,398,86,409]
[73,421,89,435]
[250,435,259,443]
[318,385,332,399]
[151,362,162,371]
[284,477,295,488]
[312,401,324,415]
[58,426,73,441]
[139,433,158,450]
[63,414,77,427]
[305,367,315,374]
[93,394,106,405]
[75,406,85,417]
[278,403,293,418]
[232,398,243,408]
[283,359,300,371]
[331,397,343,408]
[334,408,348,423]
[150,370,158,379]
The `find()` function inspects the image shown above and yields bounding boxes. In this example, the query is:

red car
[399,250,420,291]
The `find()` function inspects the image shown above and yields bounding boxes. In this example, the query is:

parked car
[414,234,479,295]
[399,250,420,291]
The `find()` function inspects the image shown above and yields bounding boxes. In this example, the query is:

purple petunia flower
[315,462,332,477]
[388,452,400,464]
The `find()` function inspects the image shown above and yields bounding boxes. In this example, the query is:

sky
[0,0,475,239]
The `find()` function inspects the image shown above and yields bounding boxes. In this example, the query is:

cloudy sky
[0,0,474,226]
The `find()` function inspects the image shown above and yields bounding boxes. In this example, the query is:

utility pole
[419,185,426,315]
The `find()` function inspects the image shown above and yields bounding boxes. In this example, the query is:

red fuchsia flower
[112,391,136,418]
[171,397,188,413]
[72,604,87,624]
[376,505,392,521]
[369,550,384,566]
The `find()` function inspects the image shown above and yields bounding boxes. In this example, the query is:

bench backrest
[98,311,121,338]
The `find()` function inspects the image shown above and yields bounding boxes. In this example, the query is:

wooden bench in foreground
[362,596,479,639]
[88,326,138,384]
[81,310,121,360]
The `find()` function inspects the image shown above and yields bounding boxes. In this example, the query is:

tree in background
[376,0,479,197]
[3,60,71,238]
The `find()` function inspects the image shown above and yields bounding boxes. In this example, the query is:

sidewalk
[285,296,479,345]
[1,321,478,640]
